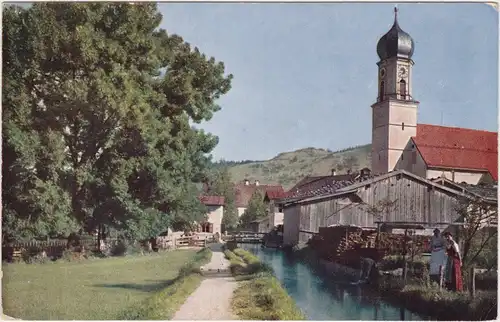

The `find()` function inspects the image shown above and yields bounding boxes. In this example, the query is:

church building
[371,8,497,184]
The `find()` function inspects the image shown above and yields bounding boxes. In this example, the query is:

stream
[240,244,427,321]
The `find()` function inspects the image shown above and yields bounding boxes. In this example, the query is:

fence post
[469,266,476,298]
[439,265,443,290]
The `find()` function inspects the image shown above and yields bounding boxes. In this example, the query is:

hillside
[224,144,372,190]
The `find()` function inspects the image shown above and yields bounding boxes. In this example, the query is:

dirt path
[171,243,237,320]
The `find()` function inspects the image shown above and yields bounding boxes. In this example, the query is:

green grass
[226,248,305,320]
[2,250,200,320]
[377,274,497,320]
[119,247,212,320]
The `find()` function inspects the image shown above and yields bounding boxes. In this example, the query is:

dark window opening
[379,81,385,102]
[401,153,404,160]
[399,79,407,99]
[278,206,283,212]
[402,122,405,130]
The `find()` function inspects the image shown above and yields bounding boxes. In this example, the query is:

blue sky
[158,3,498,162]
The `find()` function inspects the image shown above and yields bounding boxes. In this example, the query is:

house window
[399,79,407,99]
[402,122,405,130]
[278,206,283,212]
[201,222,213,233]
[379,81,385,102]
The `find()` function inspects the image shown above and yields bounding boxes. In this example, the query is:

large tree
[2,3,232,242]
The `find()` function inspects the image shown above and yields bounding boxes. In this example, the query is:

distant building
[234,179,285,217]
[198,196,225,235]
[371,9,497,184]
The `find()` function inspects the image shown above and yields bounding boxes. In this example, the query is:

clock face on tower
[398,67,407,77]
[379,68,386,78]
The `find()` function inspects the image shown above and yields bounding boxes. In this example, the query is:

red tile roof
[235,183,285,207]
[199,195,225,206]
[414,124,498,181]
[265,190,289,200]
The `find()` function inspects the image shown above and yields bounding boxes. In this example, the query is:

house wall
[271,212,284,227]
[206,205,223,235]
[395,139,427,178]
[396,139,491,185]
[284,175,463,247]
[237,207,246,217]
[426,169,485,185]
[283,205,301,246]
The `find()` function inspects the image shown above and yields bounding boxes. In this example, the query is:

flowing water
[240,244,426,321]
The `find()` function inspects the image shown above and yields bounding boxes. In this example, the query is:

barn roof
[281,169,483,207]
[413,124,497,181]
[199,195,225,206]
[430,177,498,201]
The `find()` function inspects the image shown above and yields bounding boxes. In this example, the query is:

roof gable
[199,195,225,206]
[235,184,285,207]
[414,124,497,180]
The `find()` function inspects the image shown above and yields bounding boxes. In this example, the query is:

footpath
[171,243,237,320]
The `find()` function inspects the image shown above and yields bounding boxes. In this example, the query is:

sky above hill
[158,3,498,162]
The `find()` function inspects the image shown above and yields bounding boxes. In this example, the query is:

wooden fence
[3,234,216,261]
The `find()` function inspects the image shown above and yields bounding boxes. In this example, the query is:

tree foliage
[240,190,267,228]
[2,3,232,242]
[455,197,497,270]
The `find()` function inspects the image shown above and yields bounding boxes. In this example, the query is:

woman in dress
[443,232,463,292]
[429,228,446,284]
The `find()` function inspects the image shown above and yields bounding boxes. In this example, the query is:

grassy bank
[378,276,497,320]
[225,248,305,320]
[3,249,200,320]
[119,247,212,319]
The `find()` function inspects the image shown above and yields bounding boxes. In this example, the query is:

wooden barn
[280,170,496,247]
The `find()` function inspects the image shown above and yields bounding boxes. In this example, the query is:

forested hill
[214,144,372,189]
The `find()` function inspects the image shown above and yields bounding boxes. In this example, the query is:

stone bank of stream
[240,244,427,321]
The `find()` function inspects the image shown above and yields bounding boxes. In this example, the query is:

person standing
[443,232,463,292]
[429,228,446,284]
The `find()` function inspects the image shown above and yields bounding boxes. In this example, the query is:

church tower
[371,8,419,174]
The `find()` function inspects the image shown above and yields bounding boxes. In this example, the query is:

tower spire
[394,6,399,23]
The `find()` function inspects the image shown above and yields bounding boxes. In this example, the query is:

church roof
[413,124,498,181]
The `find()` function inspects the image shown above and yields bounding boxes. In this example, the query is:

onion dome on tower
[376,8,415,60]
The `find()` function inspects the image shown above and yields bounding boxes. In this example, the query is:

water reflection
[240,244,426,321]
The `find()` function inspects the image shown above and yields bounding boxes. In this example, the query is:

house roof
[199,195,225,206]
[235,183,285,207]
[265,190,289,200]
[413,124,498,181]
[277,173,375,204]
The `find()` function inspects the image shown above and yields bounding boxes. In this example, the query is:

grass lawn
[2,250,198,320]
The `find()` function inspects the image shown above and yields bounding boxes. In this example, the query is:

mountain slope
[226,144,372,189]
